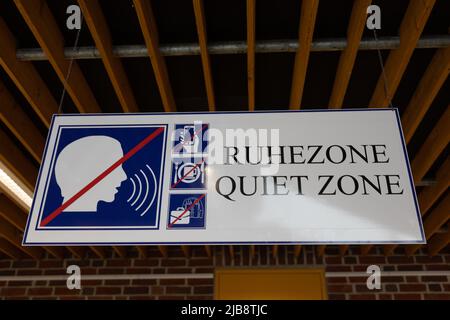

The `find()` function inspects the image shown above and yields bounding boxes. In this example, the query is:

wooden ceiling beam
[0,216,43,259]
[90,246,108,259]
[427,223,450,256]
[316,245,326,257]
[78,0,139,113]
[369,0,436,107]
[14,0,101,113]
[158,245,168,258]
[43,247,66,259]
[289,0,319,109]
[113,246,127,258]
[0,193,67,259]
[0,17,57,127]
[329,0,372,108]
[181,245,191,258]
[0,193,28,230]
[0,79,45,162]
[406,194,450,256]
[421,193,450,235]
[360,245,373,255]
[272,245,278,259]
[294,245,302,258]
[415,158,450,214]
[67,247,87,259]
[411,106,449,183]
[204,245,212,258]
[0,237,24,259]
[401,47,450,143]
[193,0,215,111]
[246,0,256,111]
[384,158,449,256]
[339,245,349,255]
[137,246,148,258]
[0,127,37,191]
[228,245,234,258]
[133,0,176,112]
[250,245,256,259]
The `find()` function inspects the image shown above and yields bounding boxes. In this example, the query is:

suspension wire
[373,28,395,108]
[57,15,84,114]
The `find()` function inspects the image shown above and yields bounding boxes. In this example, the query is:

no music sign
[23,109,425,245]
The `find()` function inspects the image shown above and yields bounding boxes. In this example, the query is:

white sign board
[23,109,425,245]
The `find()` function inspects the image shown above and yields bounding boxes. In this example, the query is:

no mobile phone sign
[23,109,425,246]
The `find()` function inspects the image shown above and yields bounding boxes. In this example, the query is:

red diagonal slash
[168,193,205,228]
[40,126,165,227]
[171,158,205,189]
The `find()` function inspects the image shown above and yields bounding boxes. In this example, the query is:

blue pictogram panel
[167,193,207,229]
[37,125,167,230]
[170,123,208,190]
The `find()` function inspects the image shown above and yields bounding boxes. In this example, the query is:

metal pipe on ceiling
[16,35,450,61]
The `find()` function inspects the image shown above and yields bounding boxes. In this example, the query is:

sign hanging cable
[57,15,84,114]
[373,29,395,109]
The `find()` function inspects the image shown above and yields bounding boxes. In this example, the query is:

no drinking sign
[23,109,425,246]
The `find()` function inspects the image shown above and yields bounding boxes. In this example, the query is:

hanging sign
[23,109,425,245]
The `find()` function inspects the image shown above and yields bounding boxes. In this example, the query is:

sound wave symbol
[127,164,157,216]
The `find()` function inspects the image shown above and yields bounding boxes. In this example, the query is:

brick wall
[0,246,449,300]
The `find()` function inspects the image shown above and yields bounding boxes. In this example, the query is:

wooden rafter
[14,0,101,113]
[193,0,215,111]
[78,0,139,113]
[294,245,302,258]
[0,17,57,127]
[316,245,326,257]
[384,159,450,256]
[158,245,168,257]
[0,79,45,162]
[137,246,148,258]
[250,245,256,259]
[272,245,278,259]
[0,238,24,259]
[133,0,176,112]
[289,0,319,109]
[427,223,450,256]
[181,245,191,257]
[67,247,87,259]
[406,194,449,256]
[90,246,108,259]
[415,158,450,215]
[204,245,212,258]
[0,216,43,259]
[0,194,28,230]
[0,127,37,191]
[0,193,65,259]
[401,47,450,143]
[369,0,436,107]
[113,246,127,258]
[411,106,449,183]
[246,0,256,111]
[360,245,373,255]
[339,245,349,255]
[329,0,371,108]
[43,247,66,259]
[228,245,234,258]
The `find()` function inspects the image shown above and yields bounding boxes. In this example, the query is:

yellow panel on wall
[215,268,327,300]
